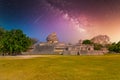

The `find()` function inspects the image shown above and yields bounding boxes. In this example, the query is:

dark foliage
[109,42,120,53]
[0,28,32,56]
[82,40,93,44]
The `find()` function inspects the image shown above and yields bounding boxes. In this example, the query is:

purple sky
[0,0,120,43]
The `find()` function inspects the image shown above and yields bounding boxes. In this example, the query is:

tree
[109,42,120,53]
[0,27,6,39]
[108,43,116,52]
[82,40,93,44]
[0,29,32,55]
[94,43,103,50]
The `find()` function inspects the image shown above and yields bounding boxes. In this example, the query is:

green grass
[0,55,120,80]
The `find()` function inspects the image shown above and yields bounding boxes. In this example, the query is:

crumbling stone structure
[25,33,110,55]
[46,32,59,44]
[91,35,110,45]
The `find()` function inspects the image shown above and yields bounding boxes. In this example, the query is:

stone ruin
[91,35,110,45]
[26,32,65,54]
[46,32,59,44]
[25,33,110,55]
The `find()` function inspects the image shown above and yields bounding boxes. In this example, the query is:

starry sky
[0,0,120,43]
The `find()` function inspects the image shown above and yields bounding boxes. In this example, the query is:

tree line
[0,27,35,56]
[108,42,120,53]
[83,39,120,53]
[1,27,119,55]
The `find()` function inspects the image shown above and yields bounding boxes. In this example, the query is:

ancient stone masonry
[63,40,95,55]
[33,43,55,54]
[26,33,110,55]
[91,35,110,45]
[46,32,59,44]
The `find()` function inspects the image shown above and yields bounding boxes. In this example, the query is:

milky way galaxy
[46,0,90,32]
[0,0,120,43]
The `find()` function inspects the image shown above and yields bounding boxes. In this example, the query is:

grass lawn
[0,55,120,80]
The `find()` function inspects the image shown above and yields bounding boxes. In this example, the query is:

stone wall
[27,44,55,54]
[63,50,105,55]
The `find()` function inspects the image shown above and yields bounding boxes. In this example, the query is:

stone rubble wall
[63,50,105,55]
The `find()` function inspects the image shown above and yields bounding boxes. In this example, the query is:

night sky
[0,0,120,43]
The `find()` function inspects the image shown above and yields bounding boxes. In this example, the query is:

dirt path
[0,55,53,59]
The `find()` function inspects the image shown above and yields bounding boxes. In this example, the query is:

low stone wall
[63,51,77,55]
[24,44,55,55]
[63,50,105,55]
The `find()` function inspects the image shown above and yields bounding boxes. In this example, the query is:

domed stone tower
[46,32,59,44]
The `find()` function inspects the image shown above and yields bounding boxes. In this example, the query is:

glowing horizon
[0,0,120,43]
